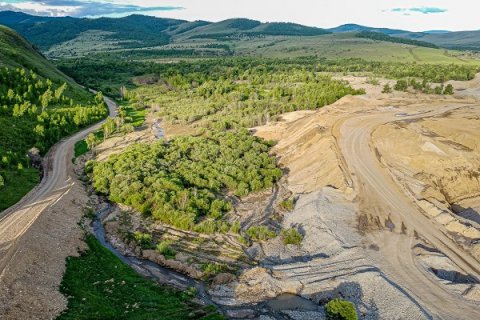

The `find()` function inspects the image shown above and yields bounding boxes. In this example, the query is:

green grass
[74,130,104,158]
[280,228,303,245]
[0,168,39,212]
[74,140,89,158]
[233,33,480,64]
[58,234,222,320]
[123,105,146,127]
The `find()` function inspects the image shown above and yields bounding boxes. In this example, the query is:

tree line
[0,67,107,190]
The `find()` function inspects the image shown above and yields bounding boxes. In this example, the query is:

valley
[1,9,480,320]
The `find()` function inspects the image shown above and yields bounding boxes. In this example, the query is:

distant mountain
[412,31,480,51]
[328,24,409,35]
[330,23,480,51]
[0,10,52,24]
[0,11,186,50]
[0,11,330,51]
[1,10,479,53]
[356,31,438,49]
[423,30,451,34]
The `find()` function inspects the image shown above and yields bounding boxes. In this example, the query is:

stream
[93,205,321,318]
[93,206,213,304]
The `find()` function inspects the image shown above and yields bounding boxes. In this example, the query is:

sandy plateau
[249,75,480,319]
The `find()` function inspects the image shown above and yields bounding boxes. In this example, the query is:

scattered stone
[212,273,236,285]
[225,308,256,318]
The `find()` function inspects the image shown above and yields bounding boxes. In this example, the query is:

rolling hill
[0,10,479,64]
[329,23,480,51]
[0,25,104,211]
[0,12,329,52]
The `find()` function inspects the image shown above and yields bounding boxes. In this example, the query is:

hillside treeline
[356,31,439,49]
[58,57,479,97]
[0,67,107,192]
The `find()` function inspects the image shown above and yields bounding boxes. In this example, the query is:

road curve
[337,105,480,319]
[0,96,117,277]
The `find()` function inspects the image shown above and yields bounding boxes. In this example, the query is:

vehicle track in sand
[336,105,480,319]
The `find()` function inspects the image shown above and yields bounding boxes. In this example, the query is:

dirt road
[0,97,116,317]
[337,106,480,319]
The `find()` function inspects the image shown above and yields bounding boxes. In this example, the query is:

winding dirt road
[337,105,480,319]
[0,97,116,279]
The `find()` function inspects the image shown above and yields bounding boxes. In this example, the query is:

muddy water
[266,293,320,311]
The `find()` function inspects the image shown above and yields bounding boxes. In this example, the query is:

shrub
[133,231,153,249]
[230,220,241,234]
[0,174,4,189]
[382,84,392,93]
[156,241,176,259]
[366,77,379,85]
[281,228,303,245]
[246,226,276,241]
[444,84,454,95]
[394,79,408,91]
[202,262,228,277]
[194,219,217,234]
[325,299,358,320]
[280,198,295,211]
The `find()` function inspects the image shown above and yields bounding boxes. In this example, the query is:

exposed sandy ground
[252,76,480,319]
[96,111,156,162]
[0,97,116,319]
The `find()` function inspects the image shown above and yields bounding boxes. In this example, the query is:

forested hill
[1,10,480,60]
[0,11,330,51]
[356,31,439,49]
[0,26,107,211]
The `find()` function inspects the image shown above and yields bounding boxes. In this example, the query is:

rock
[281,310,326,320]
[212,273,236,285]
[234,267,302,304]
[258,316,276,320]
[104,220,120,233]
[245,243,265,260]
[225,309,256,318]
[142,250,203,279]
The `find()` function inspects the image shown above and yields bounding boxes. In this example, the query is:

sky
[0,0,478,32]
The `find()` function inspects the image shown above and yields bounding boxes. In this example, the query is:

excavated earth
[248,75,480,319]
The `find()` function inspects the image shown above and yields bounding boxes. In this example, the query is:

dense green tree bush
[0,67,107,199]
[325,299,358,320]
[89,130,282,231]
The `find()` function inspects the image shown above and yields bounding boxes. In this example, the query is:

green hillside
[356,31,438,48]
[1,11,479,63]
[0,25,107,212]
[328,24,480,51]
[0,25,77,84]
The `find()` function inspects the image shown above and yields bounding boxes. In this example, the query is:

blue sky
[0,1,477,31]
